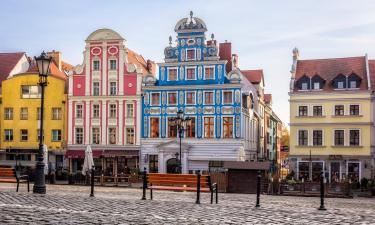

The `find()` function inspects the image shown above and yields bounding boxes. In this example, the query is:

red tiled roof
[264,94,272,104]
[295,56,368,91]
[241,69,264,84]
[127,49,155,76]
[369,60,375,90]
[0,52,25,82]
[62,61,74,72]
[26,60,67,80]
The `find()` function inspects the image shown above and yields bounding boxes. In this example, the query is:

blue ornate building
[141,12,260,173]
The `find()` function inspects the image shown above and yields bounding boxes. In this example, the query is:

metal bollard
[141,167,147,200]
[90,167,95,197]
[255,170,261,208]
[318,172,326,210]
[196,170,201,204]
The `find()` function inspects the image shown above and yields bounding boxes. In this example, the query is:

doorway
[166,158,179,174]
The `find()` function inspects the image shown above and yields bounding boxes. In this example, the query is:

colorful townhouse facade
[0,53,68,172]
[67,28,154,175]
[289,48,374,182]
[140,12,262,174]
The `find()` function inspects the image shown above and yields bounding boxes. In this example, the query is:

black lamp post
[33,51,52,194]
[171,109,191,174]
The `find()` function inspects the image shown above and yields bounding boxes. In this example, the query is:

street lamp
[33,51,52,194]
[171,109,191,174]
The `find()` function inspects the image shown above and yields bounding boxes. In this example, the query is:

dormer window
[348,73,361,89]
[186,49,196,61]
[337,81,344,89]
[313,82,320,90]
[301,83,308,90]
[311,75,324,90]
[332,74,346,89]
[296,75,310,90]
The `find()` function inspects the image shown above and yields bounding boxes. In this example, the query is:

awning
[102,150,139,158]
[65,150,103,159]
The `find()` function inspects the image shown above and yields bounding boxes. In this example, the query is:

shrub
[360,177,369,189]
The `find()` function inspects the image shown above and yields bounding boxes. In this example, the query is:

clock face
[208,47,217,56]
[165,49,174,58]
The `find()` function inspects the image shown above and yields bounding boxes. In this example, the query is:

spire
[190,11,193,20]
[169,36,172,46]
[211,33,215,40]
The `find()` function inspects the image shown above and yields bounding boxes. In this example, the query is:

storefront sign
[329,155,343,160]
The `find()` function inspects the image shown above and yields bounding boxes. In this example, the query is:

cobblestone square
[0,184,374,224]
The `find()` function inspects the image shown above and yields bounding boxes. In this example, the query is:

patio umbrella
[82,145,94,175]
[43,144,48,175]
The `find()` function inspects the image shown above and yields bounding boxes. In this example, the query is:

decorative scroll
[216,91,221,104]
[179,67,184,80]
[236,116,241,138]
[218,65,222,79]
[179,91,184,105]
[216,116,221,138]
[198,66,202,80]
[197,116,202,138]
[161,67,165,81]
[197,90,202,105]
[235,90,241,104]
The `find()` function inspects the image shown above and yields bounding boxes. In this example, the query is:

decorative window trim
[185,66,197,80]
[185,48,196,61]
[150,92,161,106]
[297,105,309,117]
[332,129,345,146]
[203,116,215,139]
[221,115,235,138]
[312,129,324,146]
[108,57,117,71]
[349,128,361,146]
[297,129,309,146]
[185,91,196,105]
[167,67,178,81]
[222,90,234,105]
[149,116,161,138]
[203,91,215,105]
[185,116,196,138]
[203,65,215,80]
[92,57,101,71]
[167,91,178,105]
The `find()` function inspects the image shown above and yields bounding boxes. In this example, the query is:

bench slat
[149,185,211,192]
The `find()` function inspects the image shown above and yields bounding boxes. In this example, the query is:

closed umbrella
[82,145,94,175]
[43,144,48,175]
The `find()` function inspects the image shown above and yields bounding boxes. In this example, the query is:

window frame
[92,127,100,144]
[167,67,178,81]
[167,92,178,105]
[222,90,233,105]
[75,104,83,119]
[108,127,117,145]
[203,91,214,105]
[334,129,345,146]
[150,92,161,106]
[126,127,135,145]
[222,116,234,138]
[92,60,100,71]
[75,128,83,144]
[51,129,61,142]
[203,116,215,138]
[92,104,100,118]
[349,129,360,146]
[92,82,100,96]
[298,130,308,146]
[334,105,345,116]
[185,67,196,80]
[313,105,322,116]
[4,108,13,120]
[109,81,117,96]
[185,91,196,105]
[20,129,28,142]
[349,104,360,116]
[312,130,323,146]
[126,103,134,117]
[298,106,308,117]
[204,66,215,80]
[20,107,28,120]
[52,107,62,120]
[109,59,117,70]
[150,117,160,138]
[109,104,117,118]
[4,129,13,141]
[185,48,196,61]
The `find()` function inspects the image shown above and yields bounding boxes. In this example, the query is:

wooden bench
[141,170,218,204]
[0,167,29,192]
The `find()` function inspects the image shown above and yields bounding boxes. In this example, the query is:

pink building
[67,28,154,176]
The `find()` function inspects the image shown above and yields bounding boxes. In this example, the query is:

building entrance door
[166,158,179,174]
[330,162,340,183]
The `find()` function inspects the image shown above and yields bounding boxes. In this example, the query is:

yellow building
[0,53,69,172]
[289,48,374,182]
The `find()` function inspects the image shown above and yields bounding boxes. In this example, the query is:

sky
[1,0,375,124]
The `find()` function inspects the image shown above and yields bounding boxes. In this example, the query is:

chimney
[47,50,62,71]
[219,41,232,74]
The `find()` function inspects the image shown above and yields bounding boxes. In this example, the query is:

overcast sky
[1,0,375,124]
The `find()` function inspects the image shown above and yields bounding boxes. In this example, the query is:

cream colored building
[289,48,374,182]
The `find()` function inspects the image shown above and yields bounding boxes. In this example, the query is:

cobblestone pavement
[0,184,374,224]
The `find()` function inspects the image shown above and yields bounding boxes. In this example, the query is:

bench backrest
[147,173,211,188]
[0,168,15,178]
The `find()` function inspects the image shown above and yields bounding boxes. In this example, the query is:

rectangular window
[110,82,116,95]
[168,68,177,81]
[109,59,116,70]
[168,93,177,105]
[298,106,308,116]
[51,130,61,142]
[20,107,28,120]
[149,155,158,173]
[37,129,44,142]
[204,117,215,138]
[223,91,233,104]
[350,105,359,116]
[301,83,308,90]
[298,130,308,146]
[186,68,196,80]
[313,130,323,146]
[168,118,177,138]
[186,118,196,138]
[52,108,62,120]
[75,128,83,144]
[4,108,13,120]
[21,85,41,98]
[4,129,13,141]
[150,118,160,138]
[126,103,134,117]
[349,129,360,146]
[93,82,100,96]
[126,128,135,144]
[298,162,310,180]
[349,81,357,89]
[204,67,214,79]
[109,128,116,144]
[186,49,196,60]
[335,105,344,116]
[313,82,320,90]
[337,81,344,89]
[223,117,233,138]
[313,106,322,116]
[151,93,160,105]
[109,104,117,118]
[92,128,100,144]
[186,92,196,105]
[334,130,344,146]
[204,92,214,105]
[76,105,83,118]
[93,60,100,71]
[20,129,28,141]
[93,104,100,118]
